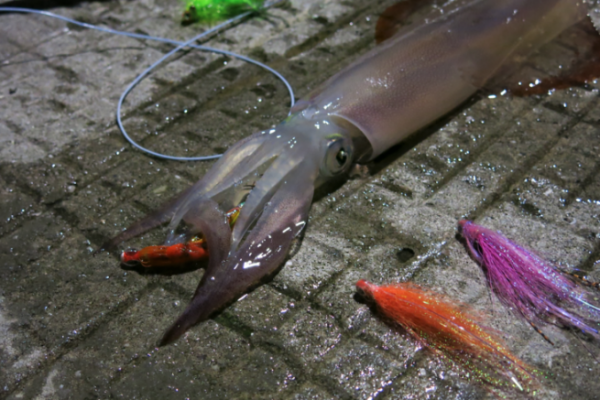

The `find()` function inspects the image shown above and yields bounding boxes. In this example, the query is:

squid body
[105,0,587,345]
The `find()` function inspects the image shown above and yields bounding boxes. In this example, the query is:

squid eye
[336,149,347,166]
[323,136,352,176]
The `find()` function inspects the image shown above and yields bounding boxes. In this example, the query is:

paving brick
[0,214,70,273]
[271,238,347,300]
[6,287,297,399]
[0,121,46,164]
[0,295,48,395]
[1,231,147,349]
[1,156,80,205]
[315,338,405,400]
[283,383,334,400]
[0,176,37,239]
[274,303,343,368]
[384,355,487,400]
[225,284,293,334]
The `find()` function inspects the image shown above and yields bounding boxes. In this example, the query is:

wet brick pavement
[1,0,600,399]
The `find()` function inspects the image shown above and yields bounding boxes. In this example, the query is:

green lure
[182,0,265,25]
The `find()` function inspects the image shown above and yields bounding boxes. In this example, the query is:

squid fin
[486,18,600,96]
[375,0,434,44]
[375,0,476,44]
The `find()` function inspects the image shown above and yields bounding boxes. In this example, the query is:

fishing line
[0,3,295,161]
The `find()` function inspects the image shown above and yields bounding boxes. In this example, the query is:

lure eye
[323,135,353,176]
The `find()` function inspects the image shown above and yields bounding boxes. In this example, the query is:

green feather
[182,0,265,24]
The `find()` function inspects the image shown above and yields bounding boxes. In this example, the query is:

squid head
[103,112,362,345]
[158,114,360,344]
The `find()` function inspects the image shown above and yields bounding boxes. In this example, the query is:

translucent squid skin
[104,0,587,345]
[296,0,586,159]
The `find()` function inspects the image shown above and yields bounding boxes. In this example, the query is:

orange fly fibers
[356,280,535,391]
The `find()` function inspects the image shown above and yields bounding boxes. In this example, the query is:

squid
[102,0,588,345]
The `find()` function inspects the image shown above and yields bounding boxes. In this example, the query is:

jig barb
[458,220,600,341]
[182,0,264,24]
[356,280,535,391]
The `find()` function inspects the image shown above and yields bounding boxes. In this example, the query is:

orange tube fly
[121,237,208,267]
[120,205,243,268]
[356,280,536,392]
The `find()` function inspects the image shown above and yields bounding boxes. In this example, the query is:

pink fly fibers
[459,220,600,343]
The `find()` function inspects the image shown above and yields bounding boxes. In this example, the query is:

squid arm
[104,0,588,344]
[161,158,317,344]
